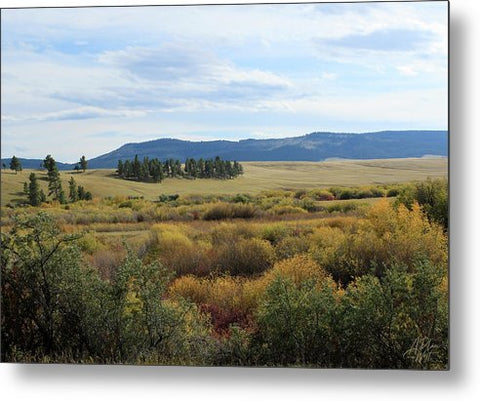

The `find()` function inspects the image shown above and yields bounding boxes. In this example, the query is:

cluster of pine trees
[23,155,92,206]
[117,155,243,182]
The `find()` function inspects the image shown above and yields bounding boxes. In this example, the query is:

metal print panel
[0,1,448,369]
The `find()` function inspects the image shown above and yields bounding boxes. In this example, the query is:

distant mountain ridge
[1,130,448,170]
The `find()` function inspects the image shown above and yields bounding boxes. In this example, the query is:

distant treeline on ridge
[117,155,243,182]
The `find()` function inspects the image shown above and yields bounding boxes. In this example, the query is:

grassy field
[0,157,447,206]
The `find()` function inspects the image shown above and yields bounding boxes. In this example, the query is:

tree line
[117,155,244,182]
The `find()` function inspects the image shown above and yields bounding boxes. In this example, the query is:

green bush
[339,262,448,369]
[396,178,448,229]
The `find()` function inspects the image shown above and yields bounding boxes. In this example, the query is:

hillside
[88,130,447,169]
[1,158,448,206]
[1,130,448,170]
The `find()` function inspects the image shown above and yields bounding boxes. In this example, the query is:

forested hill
[2,130,447,169]
[88,130,447,169]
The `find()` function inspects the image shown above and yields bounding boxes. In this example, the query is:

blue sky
[1,1,448,162]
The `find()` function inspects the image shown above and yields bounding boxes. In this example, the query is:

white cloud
[396,65,418,77]
[3,106,149,122]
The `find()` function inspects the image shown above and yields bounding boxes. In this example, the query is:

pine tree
[133,155,141,179]
[68,177,78,203]
[77,186,86,200]
[9,156,22,174]
[80,155,88,172]
[117,160,124,177]
[58,189,67,205]
[27,173,41,206]
[43,155,64,202]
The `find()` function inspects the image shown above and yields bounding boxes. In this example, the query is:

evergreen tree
[117,160,124,177]
[43,154,56,172]
[197,158,205,178]
[77,186,86,200]
[80,155,88,172]
[27,173,41,206]
[225,160,233,178]
[123,160,132,178]
[43,155,64,202]
[132,155,141,179]
[9,156,22,174]
[68,177,78,203]
[141,157,150,181]
[58,189,67,205]
[39,189,46,203]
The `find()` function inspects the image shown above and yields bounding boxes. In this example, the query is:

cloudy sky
[1,1,448,162]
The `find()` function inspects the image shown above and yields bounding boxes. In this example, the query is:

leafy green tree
[9,155,22,174]
[1,213,90,358]
[79,155,88,172]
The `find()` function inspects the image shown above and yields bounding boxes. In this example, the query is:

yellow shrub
[268,205,307,216]
[149,224,213,275]
[170,275,209,304]
[309,199,448,283]
[263,255,329,286]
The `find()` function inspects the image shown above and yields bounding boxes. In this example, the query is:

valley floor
[0,157,447,207]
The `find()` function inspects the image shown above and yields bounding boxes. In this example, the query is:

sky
[1,1,448,162]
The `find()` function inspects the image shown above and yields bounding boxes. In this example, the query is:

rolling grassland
[1,158,447,206]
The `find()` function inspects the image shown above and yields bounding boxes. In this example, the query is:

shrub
[261,223,293,245]
[203,203,232,220]
[268,205,307,216]
[231,203,258,219]
[263,255,329,287]
[340,262,448,369]
[215,237,275,276]
[307,189,335,201]
[209,222,259,247]
[148,225,213,276]
[203,202,258,220]
[232,193,252,204]
[87,246,126,280]
[275,235,310,260]
[256,275,339,366]
[324,201,359,214]
[310,199,447,284]
[396,178,448,229]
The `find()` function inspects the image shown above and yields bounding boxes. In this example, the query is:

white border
[1,1,479,400]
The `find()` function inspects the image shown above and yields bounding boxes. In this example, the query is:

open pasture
[0,157,447,206]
